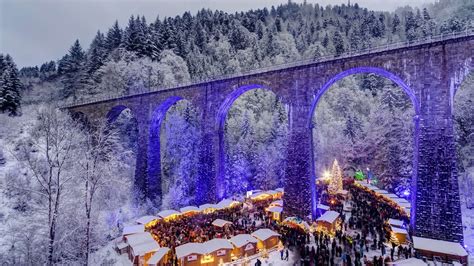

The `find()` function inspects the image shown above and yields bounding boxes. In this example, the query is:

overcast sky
[0,0,434,68]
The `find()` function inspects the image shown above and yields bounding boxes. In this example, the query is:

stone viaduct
[65,31,473,243]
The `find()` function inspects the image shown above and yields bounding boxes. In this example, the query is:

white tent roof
[202,238,234,253]
[199,203,217,211]
[212,219,232,227]
[316,210,340,224]
[270,200,283,207]
[251,228,280,241]
[123,224,145,235]
[135,215,160,225]
[388,218,404,227]
[180,206,200,213]
[229,234,258,248]
[267,206,283,213]
[412,236,468,256]
[390,226,408,235]
[147,247,171,265]
[157,209,180,218]
[132,240,160,256]
[386,258,427,265]
[317,204,330,211]
[175,243,205,258]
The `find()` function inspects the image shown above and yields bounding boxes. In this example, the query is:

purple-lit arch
[216,84,287,200]
[308,66,420,224]
[147,96,187,201]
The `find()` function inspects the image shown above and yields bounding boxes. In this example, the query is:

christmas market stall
[229,234,258,258]
[125,232,160,265]
[216,199,240,210]
[269,199,283,207]
[389,225,408,245]
[251,228,281,250]
[387,218,405,228]
[123,224,145,237]
[146,247,171,266]
[249,191,272,201]
[176,243,204,266]
[199,204,218,214]
[211,219,232,228]
[266,206,283,221]
[282,216,311,232]
[200,238,234,266]
[157,209,181,221]
[180,206,201,216]
[412,236,468,265]
[317,203,330,216]
[315,210,341,235]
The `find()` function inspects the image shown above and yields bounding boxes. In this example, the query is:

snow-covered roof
[116,242,128,250]
[393,198,410,204]
[123,224,145,235]
[216,199,239,209]
[212,219,232,227]
[131,240,160,256]
[251,228,280,241]
[202,238,234,253]
[386,258,427,265]
[265,190,279,196]
[412,236,468,256]
[180,206,200,213]
[147,247,171,264]
[316,210,340,224]
[229,234,258,248]
[157,209,180,218]
[250,191,270,199]
[270,200,283,207]
[175,243,205,258]
[397,202,411,208]
[267,206,283,213]
[373,189,389,194]
[317,204,330,211]
[126,232,155,247]
[388,218,404,227]
[199,203,217,211]
[386,193,399,198]
[390,226,408,235]
[135,215,160,225]
[275,188,284,193]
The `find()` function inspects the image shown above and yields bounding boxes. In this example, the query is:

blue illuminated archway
[308,66,420,224]
[216,84,286,200]
[147,96,186,201]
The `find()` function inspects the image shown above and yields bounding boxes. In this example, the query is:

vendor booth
[315,210,341,235]
[135,216,160,228]
[199,204,218,214]
[269,199,283,207]
[200,239,234,266]
[211,219,232,228]
[125,232,160,266]
[176,243,204,266]
[157,209,181,221]
[180,206,200,216]
[123,224,145,237]
[229,234,258,258]
[412,236,468,265]
[390,225,408,244]
[283,216,311,232]
[251,228,280,250]
[266,206,283,221]
[146,247,171,266]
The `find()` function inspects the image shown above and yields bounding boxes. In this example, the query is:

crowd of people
[141,181,415,265]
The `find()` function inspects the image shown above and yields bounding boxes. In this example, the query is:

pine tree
[61,40,89,101]
[392,14,401,34]
[87,31,108,74]
[328,159,343,194]
[332,31,345,56]
[0,54,22,115]
[105,20,122,51]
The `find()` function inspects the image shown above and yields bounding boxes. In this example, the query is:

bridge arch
[147,96,198,202]
[308,66,420,223]
[216,84,287,199]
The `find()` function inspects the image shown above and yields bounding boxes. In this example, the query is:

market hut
[251,228,281,250]
[317,204,330,216]
[265,190,280,199]
[200,238,234,266]
[176,243,204,266]
[390,226,408,244]
[283,217,311,232]
[212,219,232,228]
[229,234,258,258]
[116,241,129,255]
[216,199,240,210]
[266,206,283,221]
[157,210,181,221]
[199,204,218,214]
[180,206,200,216]
[250,191,272,201]
[275,188,284,196]
[315,210,341,235]
[125,232,160,265]
[135,216,160,228]
[269,199,283,207]
[412,236,468,265]
[123,224,145,237]
[387,218,405,228]
[146,247,171,266]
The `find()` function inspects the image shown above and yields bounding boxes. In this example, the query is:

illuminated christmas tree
[328,159,343,194]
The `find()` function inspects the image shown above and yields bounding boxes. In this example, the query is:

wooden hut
[146,247,171,266]
[251,228,281,250]
[212,219,232,228]
[266,206,283,221]
[157,210,181,221]
[229,234,258,258]
[125,232,160,265]
[390,225,408,244]
[200,239,234,266]
[315,210,341,235]
[176,243,204,266]
[412,236,468,265]
[199,204,218,214]
[179,206,200,216]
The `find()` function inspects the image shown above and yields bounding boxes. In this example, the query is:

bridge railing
[63,26,474,108]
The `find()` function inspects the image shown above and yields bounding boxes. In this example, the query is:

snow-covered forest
[0,0,473,264]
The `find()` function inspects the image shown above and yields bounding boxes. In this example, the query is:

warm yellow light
[201,254,214,263]
[322,170,331,180]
